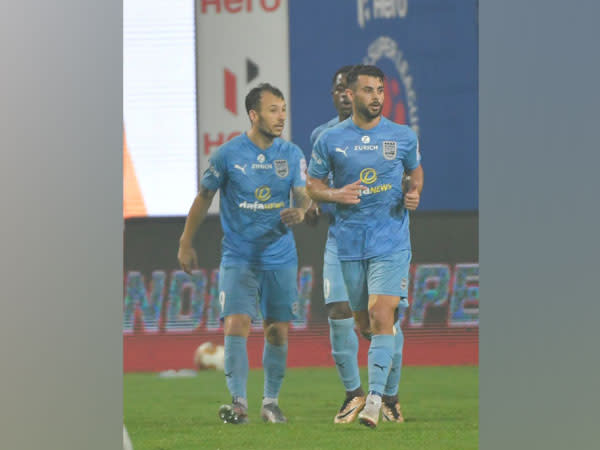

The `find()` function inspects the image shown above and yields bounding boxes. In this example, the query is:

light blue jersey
[310,116,340,148]
[308,116,420,261]
[309,116,339,249]
[201,133,306,268]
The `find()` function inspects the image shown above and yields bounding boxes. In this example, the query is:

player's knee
[224,314,251,337]
[368,308,394,334]
[265,323,288,346]
[326,301,353,320]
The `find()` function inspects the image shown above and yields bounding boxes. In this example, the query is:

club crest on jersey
[383,141,397,160]
[274,159,289,178]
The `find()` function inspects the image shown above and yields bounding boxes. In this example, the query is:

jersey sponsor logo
[354,144,379,151]
[234,164,247,174]
[364,36,420,136]
[383,141,397,160]
[335,146,348,157]
[254,185,272,201]
[360,183,393,196]
[238,200,285,210]
[359,168,378,185]
[274,159,289,178]
[359,169,393,196]
[252,163,273,169]
[361,135,370,144]
[257,153,266,163]
[238,185,285,210]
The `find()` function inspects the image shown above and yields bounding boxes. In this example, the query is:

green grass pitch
[124,366,478,449]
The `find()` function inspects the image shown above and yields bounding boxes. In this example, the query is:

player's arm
[306,175,365,204]
[177,187,217,274]
[306,133,366,204]
[403,165,424,210]
[281,186,311,226]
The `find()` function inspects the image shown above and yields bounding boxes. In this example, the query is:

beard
[356,101,382,120]
[257,117,283,139]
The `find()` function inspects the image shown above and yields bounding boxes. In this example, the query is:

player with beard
[307,65,424,428]
[178,83,311,425]
[307,66,368,424]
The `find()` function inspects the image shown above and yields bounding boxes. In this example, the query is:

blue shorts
[218,264,297,322]
[323,238,350,304]
[340,250,411,312]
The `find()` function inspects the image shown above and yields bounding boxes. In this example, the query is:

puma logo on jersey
[335,147,348,157]
[374,363,387,371]
[234,164,247,174]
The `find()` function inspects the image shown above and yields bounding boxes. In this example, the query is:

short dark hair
[331,65,354,86]
[245,83,284,114]
[346,65,385,89]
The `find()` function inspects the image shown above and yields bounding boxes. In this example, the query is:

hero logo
[203,58,260,155]
[224,59,259,116]
[364,36,420,136]
[200,0,282,14]
[357,0,408,28]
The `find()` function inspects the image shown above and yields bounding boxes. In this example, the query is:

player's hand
[334,180,367,204]
[177,245,198,275]
[303,202,320,226]
[280,208,305,226]
[404,185,420,210]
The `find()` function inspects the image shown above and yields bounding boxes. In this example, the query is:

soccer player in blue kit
[308,65,369,424]
[307,65,424,429]
[177,83,311,425]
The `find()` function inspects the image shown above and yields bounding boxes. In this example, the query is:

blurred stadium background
[123,0,478,373]
[124,1,477,447]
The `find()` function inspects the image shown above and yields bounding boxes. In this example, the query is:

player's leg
[357,251,408,428]
[324,243,365,423]
[358,293,399,428]
[217,264,258,424]
[380,251,411,423]
[382,301,408,423]
[258,266,297,423]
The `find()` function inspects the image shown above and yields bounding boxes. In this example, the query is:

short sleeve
[200,146,227,191]
[309,126,321,148]
[307,133,331,179]
[403,128,421,171]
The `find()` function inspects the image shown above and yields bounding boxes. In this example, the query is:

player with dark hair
[307,65,368,424]
[307,65,424,428]
[178,83,311,425]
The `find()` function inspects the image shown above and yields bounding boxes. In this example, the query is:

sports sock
[367,334,395,396]
[263,340,288,399]
[383,321,404,397]
[224,335,248,401]
[329,317,361,392]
